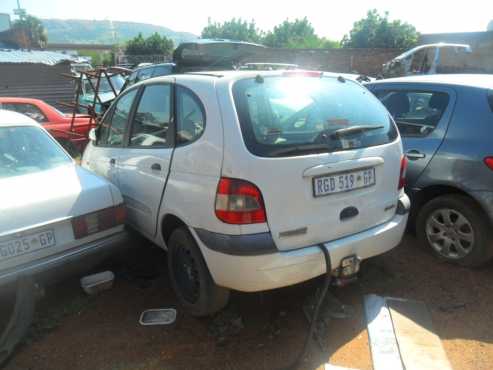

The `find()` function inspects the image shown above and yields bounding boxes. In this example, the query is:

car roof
[370,74,493,90]
[130,70,366,90]
[0,97,44,104]
[0,109,39,127]
[134,62,175,72]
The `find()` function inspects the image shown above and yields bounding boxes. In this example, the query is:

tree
[263,18,339,49]
[125,32,174,55]
[201,18,263,43]
[12,15,48,48]
[342,10,418,49]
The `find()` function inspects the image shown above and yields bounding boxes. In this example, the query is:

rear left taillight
[399,155,408,190]
[215,178,267,224]
[484,157,493,171]
[72,204,126,239]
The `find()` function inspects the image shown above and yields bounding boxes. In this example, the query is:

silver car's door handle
[406,150,426,160]
[109,158,116,166]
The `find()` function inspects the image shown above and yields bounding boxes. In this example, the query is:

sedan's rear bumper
[0,231,128,289]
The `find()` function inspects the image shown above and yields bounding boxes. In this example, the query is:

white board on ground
[387,298,453,370]
[363,294,404,370]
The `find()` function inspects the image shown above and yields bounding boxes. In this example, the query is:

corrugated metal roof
[0,49,77,65]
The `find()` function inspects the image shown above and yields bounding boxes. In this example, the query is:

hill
[41,19,198,45]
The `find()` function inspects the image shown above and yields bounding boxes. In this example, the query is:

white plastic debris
[139,308,177,326]
[80,271,114,295]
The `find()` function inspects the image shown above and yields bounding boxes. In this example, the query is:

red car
[0,97,95,156]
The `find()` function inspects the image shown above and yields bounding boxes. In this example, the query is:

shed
[0,49,76,111]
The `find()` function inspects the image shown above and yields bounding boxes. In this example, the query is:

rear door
[371,84,456,187]
[117,82,174,237]
[229,75,403,251]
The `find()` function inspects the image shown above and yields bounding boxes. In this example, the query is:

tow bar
[282,247,356,370]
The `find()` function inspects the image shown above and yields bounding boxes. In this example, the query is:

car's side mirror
[88,128,97,142]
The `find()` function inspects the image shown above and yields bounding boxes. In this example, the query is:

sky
[1,0,492,40]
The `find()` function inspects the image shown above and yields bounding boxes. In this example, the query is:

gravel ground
[3,234,493,370]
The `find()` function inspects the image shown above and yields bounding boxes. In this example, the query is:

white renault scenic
[82,70,410,316]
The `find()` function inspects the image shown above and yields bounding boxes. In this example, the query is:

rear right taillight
[398,155,408,190]
[215,178,267,224]
[72,204,126,239]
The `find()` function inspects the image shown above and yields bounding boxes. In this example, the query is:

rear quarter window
[488,90,493,113]
[232,76,397,157]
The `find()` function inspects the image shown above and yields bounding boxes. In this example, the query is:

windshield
[83,75,125,95]
[0,126,72,178]
[233,75,397,157]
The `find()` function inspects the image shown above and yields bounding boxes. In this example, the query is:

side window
[129,84,171,147]
[176,86,205,145]
[376,90,450,137]
[2,103,47,123]
[410,48,434,74]
[98,89,137,146]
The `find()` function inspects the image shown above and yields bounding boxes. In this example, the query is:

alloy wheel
[425,208,475,259]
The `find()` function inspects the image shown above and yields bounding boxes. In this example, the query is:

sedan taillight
[398,155,408,190]
[72,204,126,239]
[215,178,267,224]
[484,157,493,171]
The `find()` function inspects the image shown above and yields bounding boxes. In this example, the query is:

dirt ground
[3,233,493,370]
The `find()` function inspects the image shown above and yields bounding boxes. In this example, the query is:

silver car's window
[176,86,205,145]
[99,89,137,146]
[129,85,172,148]
[0,126,71,178]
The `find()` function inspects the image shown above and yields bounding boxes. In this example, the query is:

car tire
[416,194,493,267]
[167,227,229,317]
[0,279,37,366]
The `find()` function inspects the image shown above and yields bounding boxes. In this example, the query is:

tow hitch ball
[332,254,361,287]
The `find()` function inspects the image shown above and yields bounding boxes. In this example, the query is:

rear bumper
[0,231,128,289]
[194,196,409,292]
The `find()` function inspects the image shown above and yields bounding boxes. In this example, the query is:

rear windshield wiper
[268,143,335,157]
[331,125,384,138]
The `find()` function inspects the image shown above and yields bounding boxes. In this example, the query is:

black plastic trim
[194,229,278,256]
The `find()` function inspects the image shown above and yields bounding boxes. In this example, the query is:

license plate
[313,168,376,197]
[0,230,56,262]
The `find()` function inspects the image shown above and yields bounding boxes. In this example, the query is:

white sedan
[0,110,127,361]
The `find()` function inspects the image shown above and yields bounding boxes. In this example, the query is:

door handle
[109,158,116,166]
[151,163,161,171]
[406,150,426,160]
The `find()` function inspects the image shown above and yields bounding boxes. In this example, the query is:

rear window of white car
[0,126,71,178]
[232,75,397,157]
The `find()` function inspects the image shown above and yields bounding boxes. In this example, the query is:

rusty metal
[61,67,131,131]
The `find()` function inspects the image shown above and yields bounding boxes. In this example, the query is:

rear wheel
[167,227,229,317]
[417,195,493,267]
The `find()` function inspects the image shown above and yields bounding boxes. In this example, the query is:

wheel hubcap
[172,246,200,304]
[425,208,474,259]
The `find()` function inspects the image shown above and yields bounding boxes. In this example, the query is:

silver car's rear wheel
[425,208,474,259]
